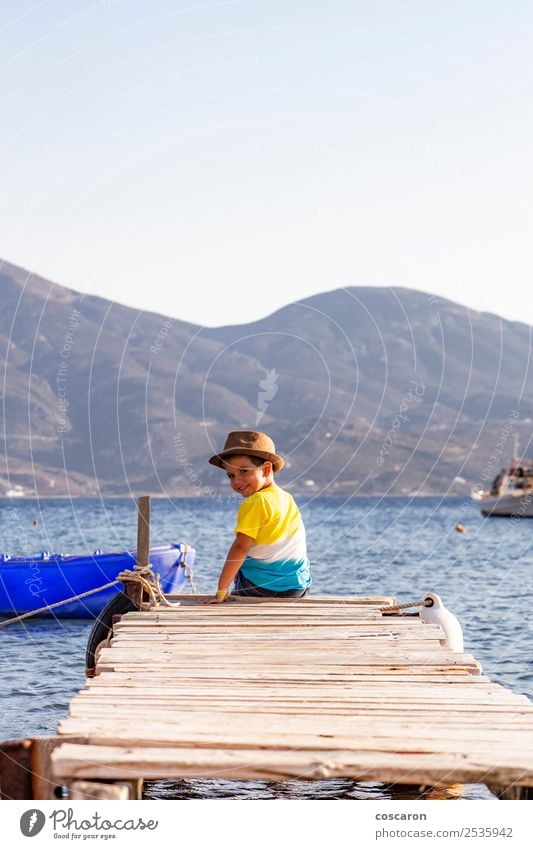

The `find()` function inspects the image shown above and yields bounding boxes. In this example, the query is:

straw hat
[209,431,285,472]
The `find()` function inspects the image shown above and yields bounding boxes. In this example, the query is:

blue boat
[0,543,195,619]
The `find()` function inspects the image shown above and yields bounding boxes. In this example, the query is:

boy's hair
[225,455,271,469]
[247,455,270,468]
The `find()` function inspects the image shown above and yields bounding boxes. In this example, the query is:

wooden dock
[24,594,533,800]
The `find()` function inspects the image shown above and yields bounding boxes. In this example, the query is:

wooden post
[0,739,33,799]
[136,495,151,570]
[124,496,151,608]
[0,737,86,800]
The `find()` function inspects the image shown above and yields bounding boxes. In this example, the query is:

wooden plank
[68,704,533,720]
[59,708,533,732]
[51,743,533,786]
[165,594,396,605]
[124,609,387,618]
[54,723,533,754]
[144,607,389,614]
[72,696,512,708]
[89,670,489,683]
[95,646,480,662]
[71,703,530,717]
[95,663,483,677]
[83,678,506,693]
[110,630,447,640]
[75,684,528,702]
[58,716,533,740]
[109,641,447,651]
[112,623,445,634]
[121,619,384,627]
[110,632,446,641]
[77,685,520,697]
[95,655,478,666]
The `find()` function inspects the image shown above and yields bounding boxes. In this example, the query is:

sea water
[1,496,531,800]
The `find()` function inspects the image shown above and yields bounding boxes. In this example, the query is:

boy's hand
[202,590,230,604]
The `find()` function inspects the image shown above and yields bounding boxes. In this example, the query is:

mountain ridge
[1,258,531,498]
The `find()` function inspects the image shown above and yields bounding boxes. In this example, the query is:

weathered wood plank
[58,716,533,741]
[89,670,488,683]
[103,620,459,637]
[51,743,533,787]
[96,646,481,663]
[68,704,533,720]
[165,594,396,605]
[82,680,511,695]
[95,663,483,677]
[72,688,533,704]
[54,723,533,754]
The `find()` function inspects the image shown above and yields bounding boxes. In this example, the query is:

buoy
[455,523,466,533]
[420,592,465,653]
[32,519,39,527]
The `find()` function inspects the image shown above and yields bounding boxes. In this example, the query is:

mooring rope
[117,565,179,609]
[180,543,197,594]
[0,579,121,627]
[0,562,182,628]
[380,597,434,614]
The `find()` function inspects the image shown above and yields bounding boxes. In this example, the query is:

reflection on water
[143,779,492,800]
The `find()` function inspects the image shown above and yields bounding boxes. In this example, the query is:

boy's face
[223,455,272,497]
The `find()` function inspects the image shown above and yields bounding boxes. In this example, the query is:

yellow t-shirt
[234,483,311,591]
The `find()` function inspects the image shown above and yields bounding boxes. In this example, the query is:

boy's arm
[207,533,254,602]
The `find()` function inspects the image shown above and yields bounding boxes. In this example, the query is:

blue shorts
[233,571,310,598]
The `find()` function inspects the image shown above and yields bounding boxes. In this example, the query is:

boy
[206,431,311,602]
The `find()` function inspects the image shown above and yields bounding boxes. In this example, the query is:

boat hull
[0,543,195,618]
[476,492,533,517]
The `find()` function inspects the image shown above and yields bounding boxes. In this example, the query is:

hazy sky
[1,0,532,327]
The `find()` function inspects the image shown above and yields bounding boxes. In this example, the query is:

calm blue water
[1,495,532,800]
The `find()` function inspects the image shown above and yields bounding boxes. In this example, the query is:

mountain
[1,259,532,497]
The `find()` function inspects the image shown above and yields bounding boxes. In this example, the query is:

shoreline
[0,492,474,501]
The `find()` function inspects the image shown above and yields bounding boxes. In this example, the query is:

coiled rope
[117,565,179,609]
[380,597,434,614]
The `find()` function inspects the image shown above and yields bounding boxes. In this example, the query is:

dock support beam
[0,739,33,799]
[69,779,143,800]
[124,495,151,609]
[1,738,144,800]
[1,737,87,800]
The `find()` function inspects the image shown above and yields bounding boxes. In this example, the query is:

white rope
[181,543,197,593]
[118,565,180,608]
[0,560,185,627]
[0,579,121,627]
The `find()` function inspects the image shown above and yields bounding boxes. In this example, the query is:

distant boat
[472,458,533,517]
[0,543,195,618]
